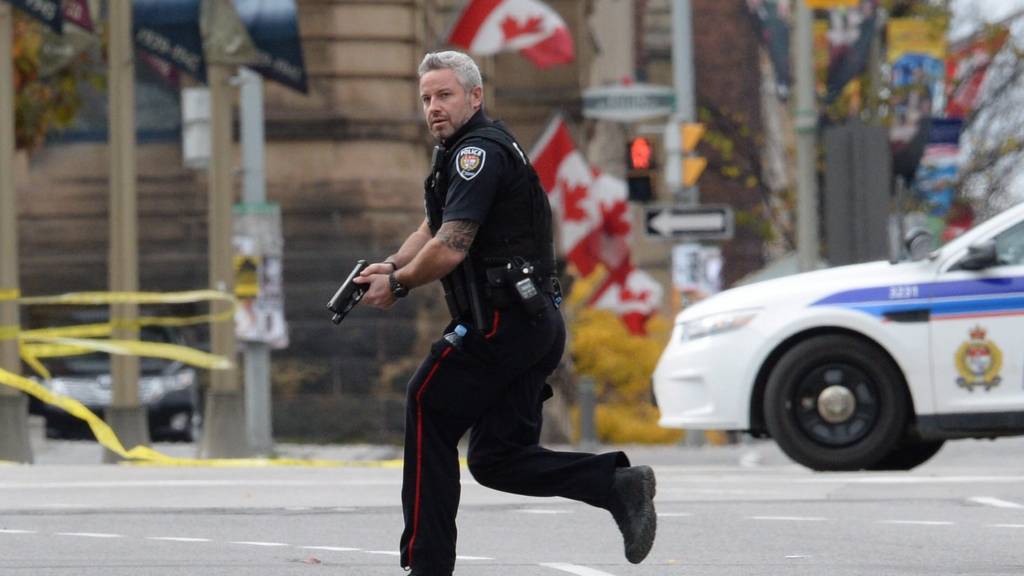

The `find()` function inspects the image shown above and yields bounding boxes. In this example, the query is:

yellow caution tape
[18,289,233,307]
[0,289,20,301]
[0,367,404,468]
[0,325,18,341]
[0,288,409,468]
[22,336,234,371]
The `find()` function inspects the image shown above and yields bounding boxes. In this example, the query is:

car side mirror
[903,227,935,262]
[958,240,998,271]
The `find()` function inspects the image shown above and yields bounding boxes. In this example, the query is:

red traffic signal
[629,137,653,171]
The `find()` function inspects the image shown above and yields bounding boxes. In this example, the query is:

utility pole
[238,67,273,456]
[200,63,249,458]
[665,0,699,206]
[668,0,705,447]
[105,0,148,463]
[0,3,32,463]
[795,0,819,272]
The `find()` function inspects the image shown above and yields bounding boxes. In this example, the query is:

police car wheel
[764,335,908,471]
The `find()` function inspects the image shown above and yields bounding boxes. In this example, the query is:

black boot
[605,465,657,564]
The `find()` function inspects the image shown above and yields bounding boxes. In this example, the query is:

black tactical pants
[398,303,629,575]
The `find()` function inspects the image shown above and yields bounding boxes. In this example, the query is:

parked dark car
[27,324,202,442]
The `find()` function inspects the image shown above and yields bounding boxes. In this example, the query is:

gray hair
[418,51,483,93]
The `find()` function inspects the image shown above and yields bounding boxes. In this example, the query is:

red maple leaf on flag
[620,287,651,303]
[561,181,589,222]
[600,202,631,237]
[502,14,545,40]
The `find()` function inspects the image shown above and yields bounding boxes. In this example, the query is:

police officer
[354,51,656,576]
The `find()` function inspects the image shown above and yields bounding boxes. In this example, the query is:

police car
[653,201,1024,471]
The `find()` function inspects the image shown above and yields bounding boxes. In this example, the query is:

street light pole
[665,0,699,206]
[105,0,148,463]
[0,3,32,463]
[200,63,249,458]
[795,0,819,272]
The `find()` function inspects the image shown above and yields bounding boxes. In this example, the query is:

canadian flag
[448,0,575,69]
[531,117,662,334]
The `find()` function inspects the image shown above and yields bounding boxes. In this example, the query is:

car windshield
[46,326,177,376]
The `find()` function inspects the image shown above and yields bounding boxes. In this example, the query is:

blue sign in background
[133,0,206,83]
[234,0,308,94]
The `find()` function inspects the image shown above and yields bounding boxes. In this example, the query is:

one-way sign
[644,204,734,240]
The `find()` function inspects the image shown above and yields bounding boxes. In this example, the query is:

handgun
[326,260,369,324]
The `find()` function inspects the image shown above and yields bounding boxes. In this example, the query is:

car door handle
[884,308,931,323]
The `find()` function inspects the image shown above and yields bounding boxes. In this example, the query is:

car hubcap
[817,385,856,423]
[792,364,879,447]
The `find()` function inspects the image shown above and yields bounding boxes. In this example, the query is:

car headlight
[139,370,197,403]
[679,309,760,342]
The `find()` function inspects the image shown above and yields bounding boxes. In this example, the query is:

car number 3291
[889,285,919,299]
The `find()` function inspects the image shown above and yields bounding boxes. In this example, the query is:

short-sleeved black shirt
[440,110,510,225]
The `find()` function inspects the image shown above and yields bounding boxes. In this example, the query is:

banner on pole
[233,0,309,94]
[5,0,62,32]
[133,0,207,83]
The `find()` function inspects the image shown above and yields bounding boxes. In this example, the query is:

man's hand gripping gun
[326,260,368,324]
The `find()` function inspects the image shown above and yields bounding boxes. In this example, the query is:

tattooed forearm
[436,220,478,253]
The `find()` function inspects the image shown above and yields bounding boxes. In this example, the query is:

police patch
[456,146,486,181]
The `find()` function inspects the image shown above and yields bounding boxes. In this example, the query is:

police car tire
[763,335,909,471]
[866,439,945,471]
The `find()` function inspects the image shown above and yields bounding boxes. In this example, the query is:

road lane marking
[229,541,289,547]
[657,512,693,517]
[456,555,494,560]
[748,516,826,521]
[366,550,400,556]
[301,546,361,552]
[146,537,212,543]
[518,509,572,515]
[540,562,619,576]
[55,532,123,538]
[989,524,1024,529]
[0,529,35,534]
[878,520,954,526]
[969,496,1024,509]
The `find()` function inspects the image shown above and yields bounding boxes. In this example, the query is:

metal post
[795,0,819,272]
[0,4,32,463]
[669,0,705,446]
[239,68,272,456]
[200,63,249,458]
[578,376,597,449]
[104,0,149,463]
[666,0,699,206]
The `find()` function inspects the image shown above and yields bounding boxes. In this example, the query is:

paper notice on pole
[233,204,288,348]
[672,243,723,298]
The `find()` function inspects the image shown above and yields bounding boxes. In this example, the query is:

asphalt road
[3,437,1024,575]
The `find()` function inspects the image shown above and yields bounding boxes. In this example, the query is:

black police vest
[424,123,556,279]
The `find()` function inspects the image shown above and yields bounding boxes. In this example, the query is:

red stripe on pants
[408,346,453,569]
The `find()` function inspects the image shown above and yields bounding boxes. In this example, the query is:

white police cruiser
[653,201,1024,471]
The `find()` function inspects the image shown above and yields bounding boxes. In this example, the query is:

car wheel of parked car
[764,335,908,471]
[867,439,945,471]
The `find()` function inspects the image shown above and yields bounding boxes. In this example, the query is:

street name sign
[582,84,676,122]
[644,204,734,240]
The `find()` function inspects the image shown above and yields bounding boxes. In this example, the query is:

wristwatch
[388,271,409,298]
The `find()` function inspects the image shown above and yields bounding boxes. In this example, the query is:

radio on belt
[508,259,547,316]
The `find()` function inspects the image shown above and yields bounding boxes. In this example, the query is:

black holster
[441,260,489,332]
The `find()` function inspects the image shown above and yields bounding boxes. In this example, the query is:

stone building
[13,0,767,442]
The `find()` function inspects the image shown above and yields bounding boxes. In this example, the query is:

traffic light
[627,136,654,202]
[681,123,706,187]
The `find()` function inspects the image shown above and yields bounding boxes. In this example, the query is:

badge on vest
[456,146,486,181]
